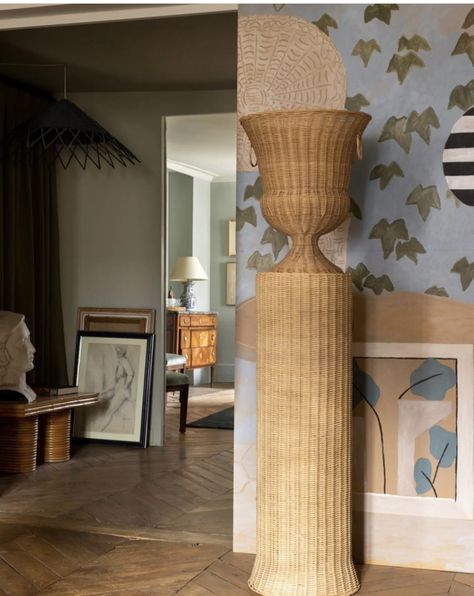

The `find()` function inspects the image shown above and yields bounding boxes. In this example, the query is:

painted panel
[234,4,474,570]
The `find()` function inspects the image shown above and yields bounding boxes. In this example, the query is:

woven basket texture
[240,109,370,274]
[250,272,358,596]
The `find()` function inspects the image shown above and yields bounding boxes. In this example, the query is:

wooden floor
[0,385,472,595]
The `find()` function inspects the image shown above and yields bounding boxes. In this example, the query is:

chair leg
[179,384,189,433]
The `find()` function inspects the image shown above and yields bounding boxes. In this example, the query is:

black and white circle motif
[443,106,474,206]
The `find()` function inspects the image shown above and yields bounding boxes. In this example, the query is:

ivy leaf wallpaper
[369,162,404,190]
[448,80,474,111]
[463,7,474,29]
[398,34,431,53]
[352,39,381,67]
[244,177,262,201]
[395,237,426,264]
[405,107,439,144]
[378,116,411,153]
[236,205,257,231]
[451,257,474,291]
[363,273,394,295]
[387,52,425,85]
[425,286,449,297]
[261,226,288,259]
[312,13,337,36]
[247,250,274,272]
[345,93,370,112]
[364,4,399,25]
[369,218,409,259]
[405,185,441,221]
[350,197,363,220]
[347,262,370,291]
[452,32,474,67]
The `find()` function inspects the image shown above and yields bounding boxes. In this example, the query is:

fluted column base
[39,410,72,463]
[250,272,358,596]
[0,417,39,473]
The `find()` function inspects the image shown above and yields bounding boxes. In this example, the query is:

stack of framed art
[73,308,155,448]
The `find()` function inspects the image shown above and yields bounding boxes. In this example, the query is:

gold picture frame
[226,263,236,305]
[228,219,236,257]
[77,307,156,334]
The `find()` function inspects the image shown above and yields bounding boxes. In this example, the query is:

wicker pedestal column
[241,109,370,596]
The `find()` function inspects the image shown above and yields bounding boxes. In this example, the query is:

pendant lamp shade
[1,98,139,170]
[170,257,208,282]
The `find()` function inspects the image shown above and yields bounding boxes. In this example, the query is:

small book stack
[49,386,79,396]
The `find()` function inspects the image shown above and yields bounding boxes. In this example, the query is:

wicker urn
[241,109,370,273]
[240,108,371,596]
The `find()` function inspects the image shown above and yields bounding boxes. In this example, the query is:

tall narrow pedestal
[240,108,370,596]
[250,272,357,596]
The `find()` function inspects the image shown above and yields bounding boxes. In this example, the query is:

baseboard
[214,363,235,383]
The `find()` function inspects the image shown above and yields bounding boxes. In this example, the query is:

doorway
[164,113,236,442]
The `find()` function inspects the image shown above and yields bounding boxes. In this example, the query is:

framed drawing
[228,219,236,257]
[73,332,154,447]
[226,262,236,305]
[352,342,474,571]
[77,307,155,334]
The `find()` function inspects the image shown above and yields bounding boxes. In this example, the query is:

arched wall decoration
[237,14,347,172]
[237,14,349,271]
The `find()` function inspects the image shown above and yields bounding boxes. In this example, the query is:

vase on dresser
[240,108,371,596]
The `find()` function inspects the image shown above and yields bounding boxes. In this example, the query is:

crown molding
[167,160,216,182]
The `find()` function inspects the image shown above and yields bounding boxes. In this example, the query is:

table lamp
[170,256,208,310]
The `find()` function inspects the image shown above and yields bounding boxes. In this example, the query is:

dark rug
[187,406,234,430]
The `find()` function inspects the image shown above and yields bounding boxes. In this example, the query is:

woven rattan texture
[240,109,371,274]
[250,272,358,596]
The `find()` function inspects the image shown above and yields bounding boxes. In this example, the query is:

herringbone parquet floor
[0,385,472,595]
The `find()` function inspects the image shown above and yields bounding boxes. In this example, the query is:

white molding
[167,159,216,182]
[212,175,236,183]
[0,3,237,31]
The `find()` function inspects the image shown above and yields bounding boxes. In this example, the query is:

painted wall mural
[353,356,457,499]
[234,4,474,570]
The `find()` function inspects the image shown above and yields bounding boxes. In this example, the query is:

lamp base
[181,281,196,310]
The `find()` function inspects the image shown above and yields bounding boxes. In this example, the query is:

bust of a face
[0,311,36,402]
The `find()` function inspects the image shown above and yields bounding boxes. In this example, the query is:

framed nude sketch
[77,307,155,334]
[73,331,154,447]
[228,219,236,257]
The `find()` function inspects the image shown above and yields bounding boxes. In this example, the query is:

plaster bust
[0,311,36,402]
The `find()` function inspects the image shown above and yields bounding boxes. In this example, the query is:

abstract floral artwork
[353,356,457,499]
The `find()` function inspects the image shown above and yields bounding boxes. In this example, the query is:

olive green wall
[57,89,236,446]
[167,170,193,300]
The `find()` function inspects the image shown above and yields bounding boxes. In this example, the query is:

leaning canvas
[73,332,154,447]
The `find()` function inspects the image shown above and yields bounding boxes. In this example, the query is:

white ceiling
[166,113,237,181]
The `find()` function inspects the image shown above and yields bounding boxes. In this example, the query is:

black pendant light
[0,64,139,170]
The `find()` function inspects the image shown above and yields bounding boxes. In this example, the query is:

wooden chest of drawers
[166,311,217,384]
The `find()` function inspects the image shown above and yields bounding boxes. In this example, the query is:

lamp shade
[170,257,208,281]
[1,98,139,170]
